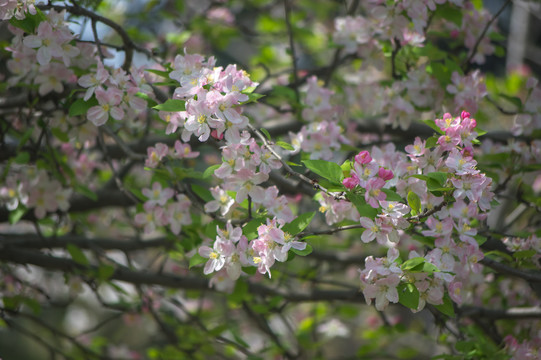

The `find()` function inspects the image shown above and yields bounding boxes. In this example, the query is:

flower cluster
[134,182,192,235]
[351,112,495,311]
[290,76,348,160]
[199,218,307,283]
[0,168,71,219]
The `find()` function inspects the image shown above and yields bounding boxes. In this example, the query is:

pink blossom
[172,140,199,159]
[204,186,235,216]
[142,182,175,207]
[364,177,386,208]
[87,87,124,126]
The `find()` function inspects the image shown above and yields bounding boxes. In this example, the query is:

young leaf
[381,188,403,202]
[9,207,27,225]
[67,244,89,266]
[152,99,186,112]
[282,212,315,235]
[260,128,271,140]
[242,217,267,240]
[291,244,313,256]
[407,191,421,214]
[203,164,221,179]
[302,159,344,185]
[346,193,379,219]
[398,283,420,310]
[98,265,115,281]
[191,184,213,202]
[69,97,99,117]
[189,253,207,269]
[75,184,98,201]
[434,294,455,317]
[276,141,295,151]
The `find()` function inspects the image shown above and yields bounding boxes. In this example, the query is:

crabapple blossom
[145,143,169,168]
[172,140,199,159]
[77,60,109,100]
[87,87,124,126]
[142,182,175,207]
[204,186,235,216]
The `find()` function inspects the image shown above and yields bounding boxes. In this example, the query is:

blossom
[87,87,124,126]
[23,21,63,65]
[142,182,175,207]
[172,140,199,159]
[145,143,169,168]
[204,186,235,216]
[199,239,233,275]
[363,274,401,311]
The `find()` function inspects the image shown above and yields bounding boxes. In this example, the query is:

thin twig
[462,0,512,69]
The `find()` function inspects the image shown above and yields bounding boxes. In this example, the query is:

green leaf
[425,136,438,148]
[425,172,448,187]
[203,164,220,179]
[204,220,222,239]
[513,249,537,259]
[9,207,27,225]
[398,283,419,310]
[401,257,425,271]
[402,257,440,273]
[229,280,249,303]
[474,235,487,246]
[421,119,445,135]
[346,192,379,218]
[69,97,99,117]
[67,243,89,266]
[98,265,115,281]
[292,244,312,256]
[9,8,47,33]
[14,152,30,164]
[302,159,344,185]
[286,161,302,167]
[152,99,186,112]
[51,127,70,143]
[434,294,455,317]
[276,141,295,151]
[75,184,98,201]
[135,92,157,108]
[189,253,207,269]
[260,128,271,140]
[271,85,297,102]
[381,188,403,202]
[499,94,522,111]
[242,217,267,240]
[241,92,265,104]
[407,191,421,214]
[241,86,257,94]
[145,68,170,78]
[282,212,315,236]
[191,184,213,202]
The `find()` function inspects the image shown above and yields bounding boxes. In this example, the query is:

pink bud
[378,168,394,181]
[355,151,372,164]
[461,111,470,120]
[210,130,224,140]
[461,146,474,159]
[342,176,359,189]
[450,29,459,39]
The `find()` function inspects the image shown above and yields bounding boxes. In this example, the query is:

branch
[37,4,154,71]
[0,189,134,223]
[461,0,512,69]
[0,233,171,252]
[283,0,301,106]
[0,247,365,303]
[480,257,541,283]
[459,305,541,320]
[248,123,346,200]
